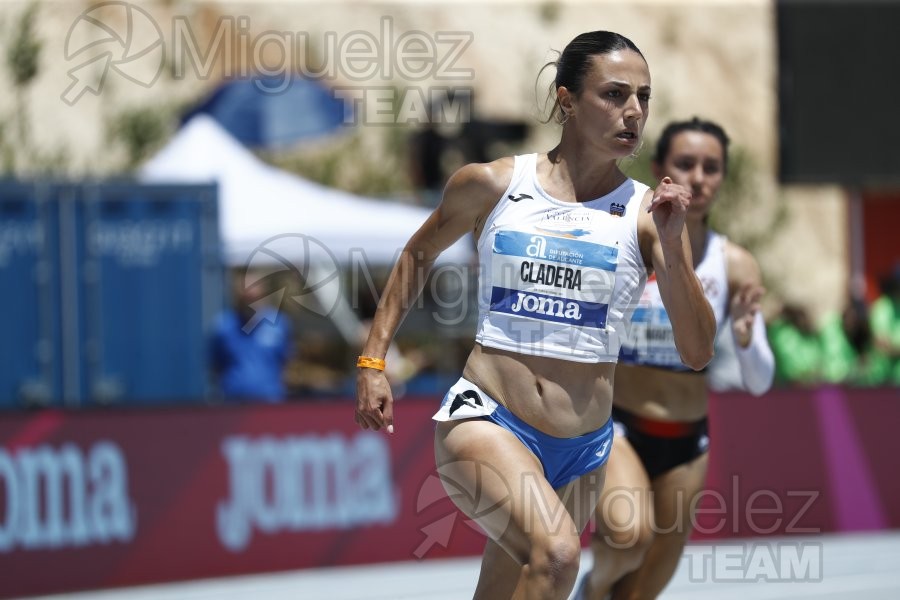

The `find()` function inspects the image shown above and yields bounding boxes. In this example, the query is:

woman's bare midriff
[613,363,708,422]
[461,343,615,438]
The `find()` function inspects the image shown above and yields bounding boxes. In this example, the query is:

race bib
[488,230,618,331]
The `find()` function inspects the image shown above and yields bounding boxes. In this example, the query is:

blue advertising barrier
[0,183,62,406]
[0,181,222,409]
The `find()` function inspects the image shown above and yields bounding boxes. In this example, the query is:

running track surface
[25,532,900,600]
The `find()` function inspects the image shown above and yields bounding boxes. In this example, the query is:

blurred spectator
[768,303,823,385]
[284,331,348,398]
[210,274,294,402]
[769,276,900,388]
[870,265,900,385]
[819,289,890,386]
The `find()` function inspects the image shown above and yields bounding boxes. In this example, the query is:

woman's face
[562,50,651,158]
[655,131,725,217]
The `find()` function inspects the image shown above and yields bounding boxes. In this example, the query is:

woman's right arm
[355,159,512,434]
[726,242,775,396]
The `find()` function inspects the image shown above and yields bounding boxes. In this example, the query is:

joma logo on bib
[509,292,583,319]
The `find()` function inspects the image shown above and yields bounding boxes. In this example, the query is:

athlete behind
[576,118,775,600]
[355,33,716,600]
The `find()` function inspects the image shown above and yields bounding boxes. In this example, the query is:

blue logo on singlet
[490,287,609,328]
[535,227,593,238]
[493,231,617,270]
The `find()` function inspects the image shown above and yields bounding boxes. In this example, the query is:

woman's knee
[593,491,655,554]
[591,518,655,571]
[530,535,583,583]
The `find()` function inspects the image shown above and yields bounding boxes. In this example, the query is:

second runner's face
[567,50,651,158]
[658,131,725,217]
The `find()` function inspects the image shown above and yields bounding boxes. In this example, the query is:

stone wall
[1,0,848,318]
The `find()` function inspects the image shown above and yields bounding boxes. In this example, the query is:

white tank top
[474,153,649,363]
[618,231,730,370]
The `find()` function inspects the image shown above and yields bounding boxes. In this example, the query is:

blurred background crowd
[768,270,900,388]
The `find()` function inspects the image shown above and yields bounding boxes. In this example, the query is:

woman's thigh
[592,436,654,548]
[434,418,581,563]
[650,451,709,536]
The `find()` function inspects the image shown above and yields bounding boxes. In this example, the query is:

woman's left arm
[639,178,716,370]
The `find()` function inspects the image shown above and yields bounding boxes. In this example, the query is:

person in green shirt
[870,267,900,385]
[819,292,890,386]
[769,303,823,385]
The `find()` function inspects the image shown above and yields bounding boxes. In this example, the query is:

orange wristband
[357,356,386,371]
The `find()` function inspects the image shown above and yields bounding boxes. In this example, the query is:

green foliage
[0,121,14,173]
[108,106,173,169]
[538,1,562,24]
[0,2,57,176]
[707,147,789,252]
[6,2,40,87]
[0,1,71,177]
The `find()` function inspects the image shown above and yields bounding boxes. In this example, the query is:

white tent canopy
[140,116,473,344]
[139,115,473,267]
